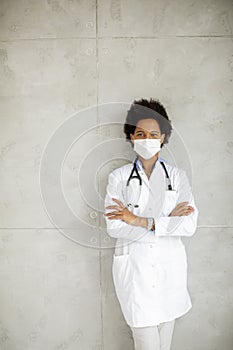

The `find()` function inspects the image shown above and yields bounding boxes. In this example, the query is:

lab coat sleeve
[104,171,157,243]
[154,169,199,237]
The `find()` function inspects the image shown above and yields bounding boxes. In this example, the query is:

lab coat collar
[132,154,165,172]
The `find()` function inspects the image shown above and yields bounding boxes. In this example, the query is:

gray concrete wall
[0,1,232,349]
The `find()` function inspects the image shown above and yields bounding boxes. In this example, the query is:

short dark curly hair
[124,98,173,148]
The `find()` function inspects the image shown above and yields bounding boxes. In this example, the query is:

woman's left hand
[104,198,137,225]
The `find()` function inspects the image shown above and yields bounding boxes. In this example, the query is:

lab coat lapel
[133,159,166,216]
[146,160,166,218]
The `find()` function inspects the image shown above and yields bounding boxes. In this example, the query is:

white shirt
[104,156,199,327]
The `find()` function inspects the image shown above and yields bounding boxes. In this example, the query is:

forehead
[135,118,160,131]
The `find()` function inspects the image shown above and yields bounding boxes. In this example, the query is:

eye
[136,132,145,137]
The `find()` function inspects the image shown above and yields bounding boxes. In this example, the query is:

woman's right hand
[169,201,194,217]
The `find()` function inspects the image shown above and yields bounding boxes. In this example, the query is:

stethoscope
[126,158,173,209]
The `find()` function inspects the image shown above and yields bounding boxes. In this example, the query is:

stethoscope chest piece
[127,203,139,209]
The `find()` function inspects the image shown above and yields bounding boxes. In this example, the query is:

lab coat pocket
[112,253,131,293]
[163,190,178,216]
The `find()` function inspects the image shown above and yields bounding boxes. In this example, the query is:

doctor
[104,98,198,350]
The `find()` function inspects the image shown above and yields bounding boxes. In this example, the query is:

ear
[130,133,134,143]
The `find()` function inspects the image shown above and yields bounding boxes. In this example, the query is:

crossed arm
[104,170,199,242]
[104,197,194,229]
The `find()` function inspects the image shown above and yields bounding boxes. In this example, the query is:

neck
[137,153,159,172]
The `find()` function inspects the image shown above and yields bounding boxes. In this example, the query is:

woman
[104,98,199,350]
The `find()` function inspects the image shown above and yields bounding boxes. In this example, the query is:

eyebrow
[136,130,159,133]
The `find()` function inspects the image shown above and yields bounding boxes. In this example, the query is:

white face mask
[133,138,161,160]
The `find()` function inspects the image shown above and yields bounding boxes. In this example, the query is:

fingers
[105,205,122,211]
[176,202,194,210]
[184,207,194,215]
[104,204,126,217]
[104,197,125,217]
[105,211,123,219]
[180,206,194,216]
[112,198,125,208]
[104,198,129,220]
[171,203,194,216]
[176,201,189,207]
[104,210,122,216]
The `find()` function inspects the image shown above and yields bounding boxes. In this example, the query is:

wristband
[147,217,154,231]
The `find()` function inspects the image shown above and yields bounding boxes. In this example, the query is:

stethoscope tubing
[126,159,173,208]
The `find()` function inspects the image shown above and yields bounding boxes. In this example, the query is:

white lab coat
[104,156,199,327]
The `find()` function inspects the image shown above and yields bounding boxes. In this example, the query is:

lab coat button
[150,245,153,248]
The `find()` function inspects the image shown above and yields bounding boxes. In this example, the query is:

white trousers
[130,319,175,350]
